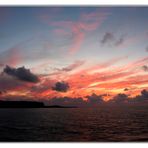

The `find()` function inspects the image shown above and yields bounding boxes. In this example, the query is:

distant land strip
[0,101,77,108]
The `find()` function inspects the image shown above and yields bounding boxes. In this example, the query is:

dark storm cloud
[86,93,104,104]
[142,65,148,72]
[52,81,69,92]
[3,65,39,83]
[101,32,125,47]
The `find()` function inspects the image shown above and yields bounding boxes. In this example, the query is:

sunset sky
[0,7,148,104]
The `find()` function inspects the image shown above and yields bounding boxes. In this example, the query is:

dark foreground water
[0,105,148,142]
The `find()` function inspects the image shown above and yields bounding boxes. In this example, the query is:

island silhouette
[0,101,76,108]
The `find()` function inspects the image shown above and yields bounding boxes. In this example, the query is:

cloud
[110,93,129,103]
[0,74,31,92]
[47,57,148,99]
[142,65,148,72]
[52,81,69,92]
[0,63,4,67]
[30,79,56,94]
[67,11,109,54]
[119,57,148,73]
[40,10,110,55]
[110,89,148,103]
[68,24,85,55]
[124,88,129,91]
[48,97,85,106]
[0,45,22,67]
[0,36,55,67]
[114,35,125,46]
[101,32,125,47]
[85,56,127,72]
[86,93,104,104]
[0,91,2,95]
[101,32,115,45]
[49,60,85,77]
[48,93,106,106]
[124,89,148,103]
[3,65,39,83]
[54,60,85,73]
[47,93,105,106]
[0,38,36,67]
[141,89,148,97]
[133,89,148,102]
[63,60,85,72]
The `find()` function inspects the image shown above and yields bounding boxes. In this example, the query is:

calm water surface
[0,105,148,142]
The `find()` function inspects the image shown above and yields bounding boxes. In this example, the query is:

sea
[0,104,148,142]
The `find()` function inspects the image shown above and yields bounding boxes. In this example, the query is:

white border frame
[0,0,148,5]
[0,1,148,147]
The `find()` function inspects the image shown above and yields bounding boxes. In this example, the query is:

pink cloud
[8,47,22,67]
[54,29,69,36]
[38,10,110,55]
[68,24,85,54]
[31,60,52,73]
